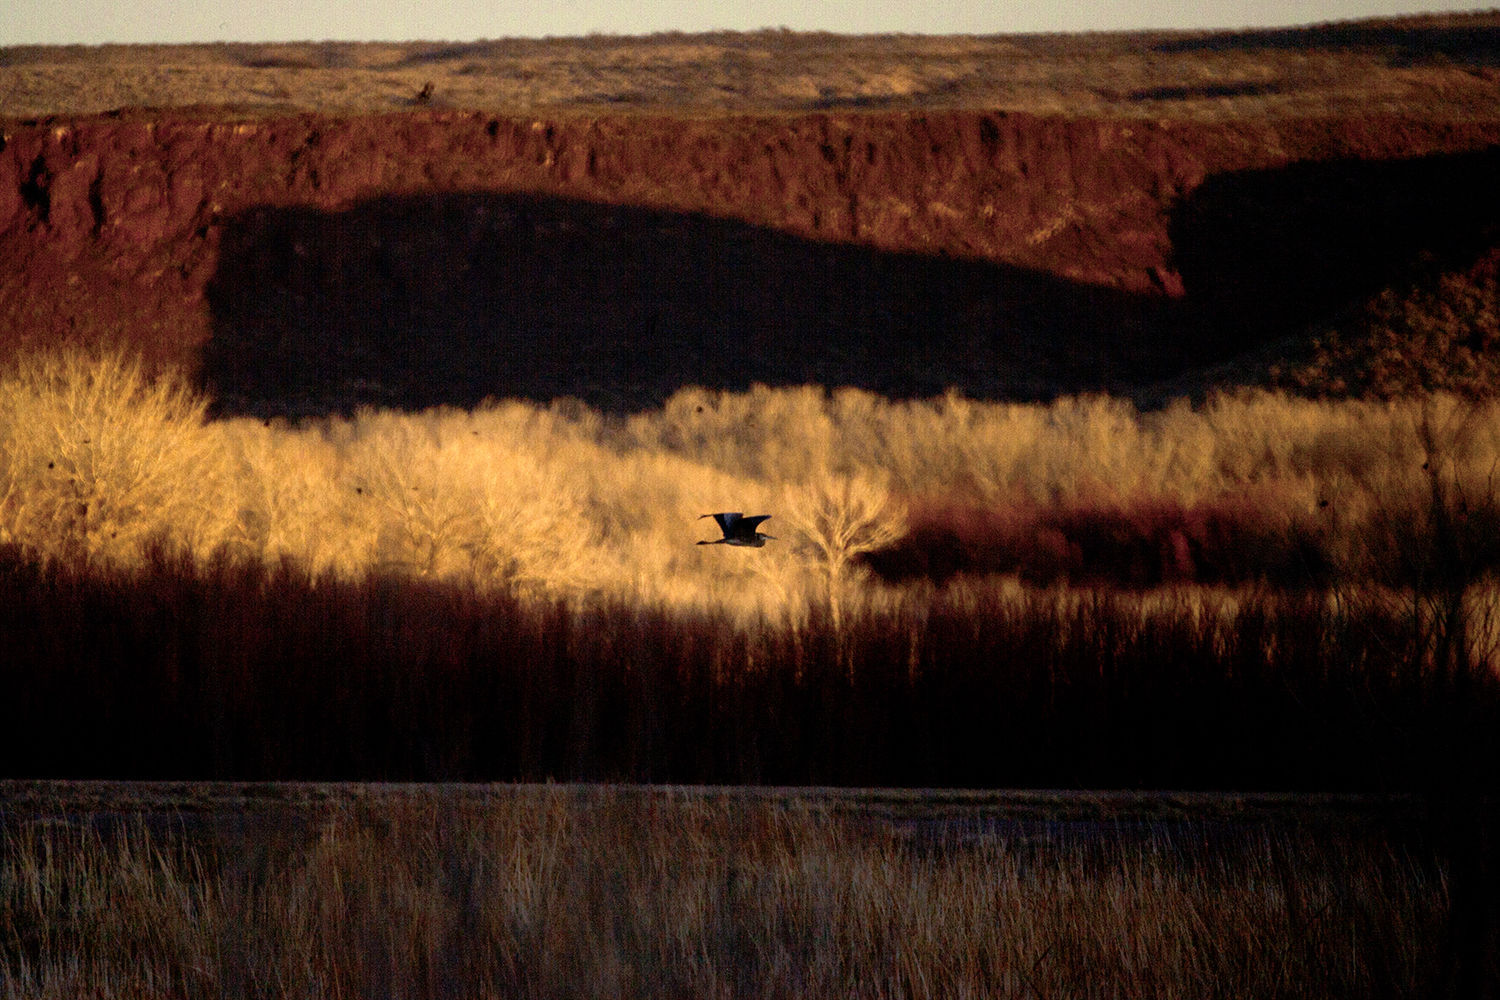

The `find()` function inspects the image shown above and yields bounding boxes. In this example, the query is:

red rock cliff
[2,109,1497,408]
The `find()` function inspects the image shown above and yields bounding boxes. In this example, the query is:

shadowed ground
[202,144,1500,415]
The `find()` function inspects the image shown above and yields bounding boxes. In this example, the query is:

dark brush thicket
[2,545,1496,791]
[866,495,1330,587]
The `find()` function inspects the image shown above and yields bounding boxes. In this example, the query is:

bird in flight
[698,512,775,547]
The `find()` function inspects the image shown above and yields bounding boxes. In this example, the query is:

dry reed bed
[1,523,1497,787]
[0,788,1450,999]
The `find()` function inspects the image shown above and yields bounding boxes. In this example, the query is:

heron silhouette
[698,512,775,547]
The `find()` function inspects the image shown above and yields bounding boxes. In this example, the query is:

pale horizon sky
[1,1,1494,46]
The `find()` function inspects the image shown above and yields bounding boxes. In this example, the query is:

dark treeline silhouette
[202,146,1500,416]
[1,546,1496,790]
[864,495,1331,588]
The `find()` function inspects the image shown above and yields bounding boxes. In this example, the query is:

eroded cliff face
[2,109,1497,410]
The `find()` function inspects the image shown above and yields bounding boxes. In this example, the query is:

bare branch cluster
[0,348,231,564]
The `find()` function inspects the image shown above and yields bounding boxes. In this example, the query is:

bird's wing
[712,512,743,532]
[740,515,771,530]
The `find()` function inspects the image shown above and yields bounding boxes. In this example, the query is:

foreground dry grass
[3,15,1498,121]
[0,786,1451,999]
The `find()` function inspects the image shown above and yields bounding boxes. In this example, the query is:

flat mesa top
[2,15,1497,120]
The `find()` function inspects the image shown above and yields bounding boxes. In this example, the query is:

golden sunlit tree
[781,471,907,634]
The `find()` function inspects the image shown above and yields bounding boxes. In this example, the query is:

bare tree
[781,472,906,635]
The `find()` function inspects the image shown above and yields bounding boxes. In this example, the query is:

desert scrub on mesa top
[8,348,1500,606]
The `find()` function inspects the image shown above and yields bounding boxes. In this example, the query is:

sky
[1,1,1490,46]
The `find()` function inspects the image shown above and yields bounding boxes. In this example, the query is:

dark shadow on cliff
[1167,145,1500,360]
[202,144,1500,416]
[202,195,1177,415]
